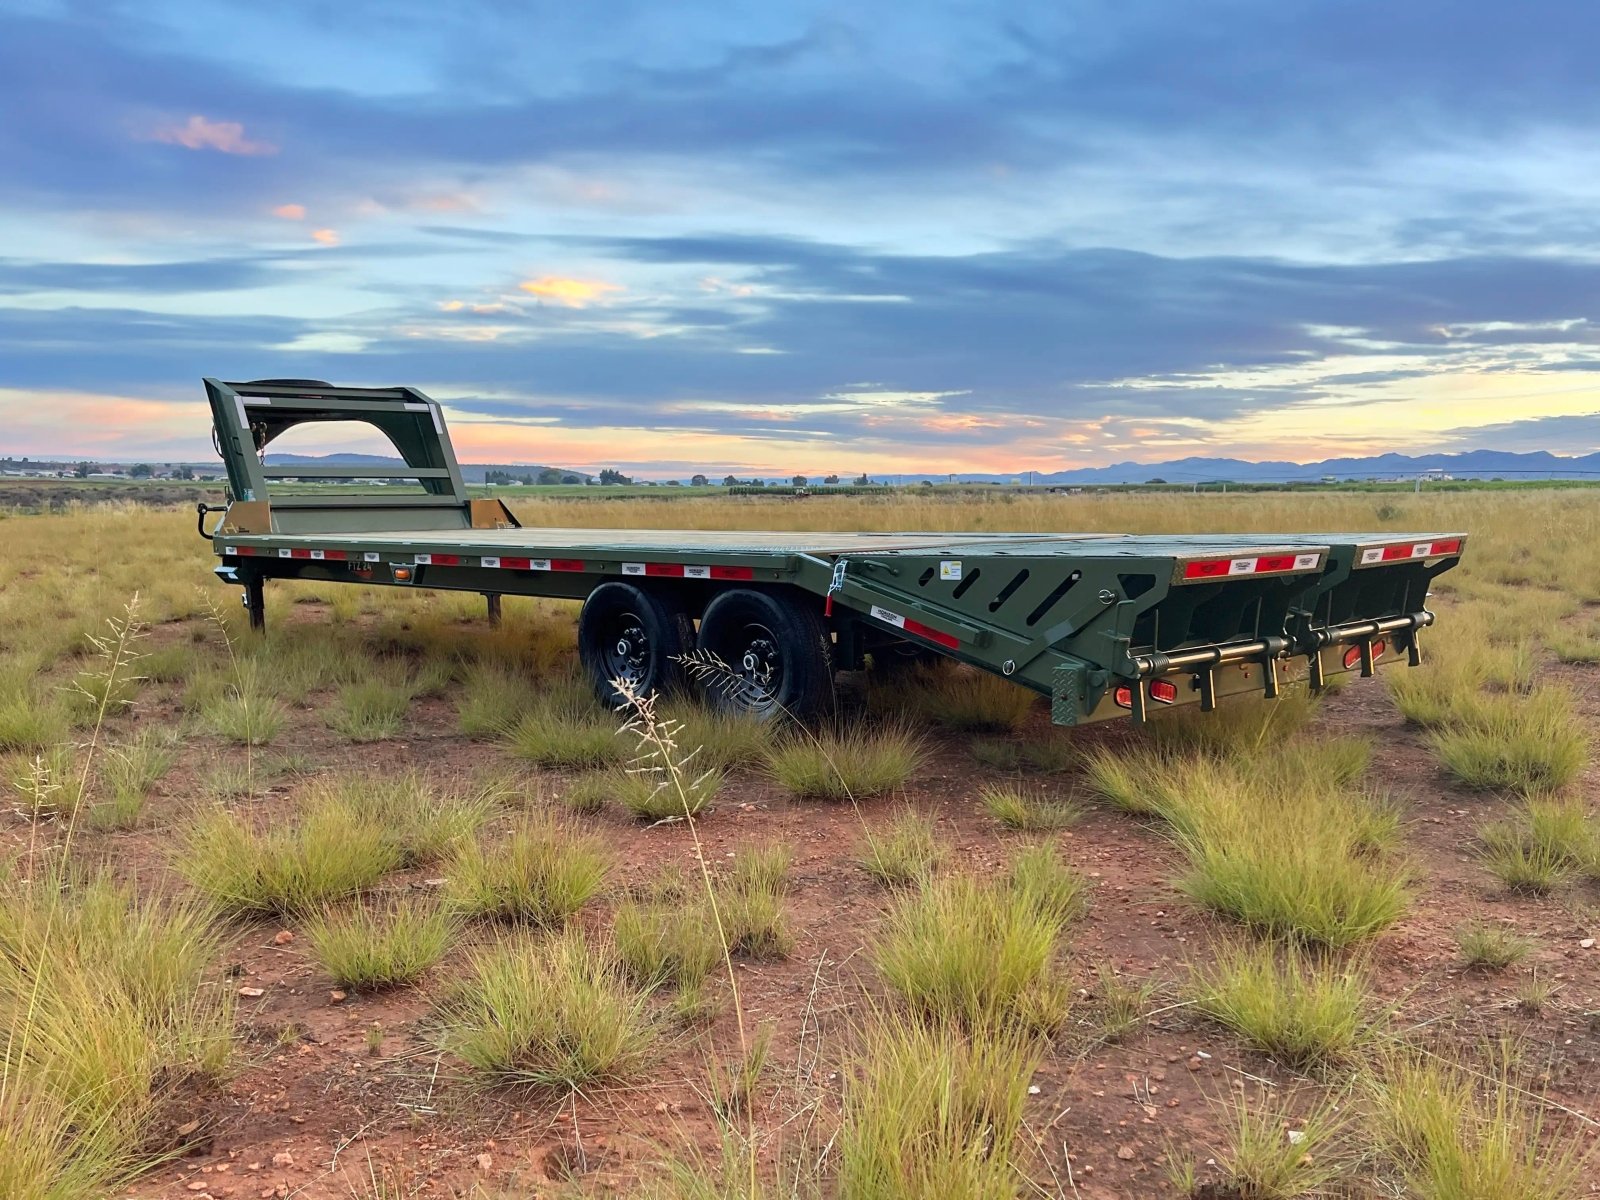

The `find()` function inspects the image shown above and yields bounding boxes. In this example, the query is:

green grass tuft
[980,782,1081,831]
[1430,686,1588,795]
[176,794,402,915]
[1007,842,1090,927]
[443,928,658,1088]
[858,808,946,887]
[1456,922,1532,970]
[1190,939,1370,1066]
[327,678,411,741]
[304,897,456,989]
[766,724,925,801]
[874,872,1071,1032]
[838,1012,1041,1199]
[446,815,608,925]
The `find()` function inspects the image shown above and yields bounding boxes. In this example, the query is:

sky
[3,0,1600,476]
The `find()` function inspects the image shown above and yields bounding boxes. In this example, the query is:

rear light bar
[1354,537,1464,567]
[1111,678,1183,711]
[1176,551,1323,583]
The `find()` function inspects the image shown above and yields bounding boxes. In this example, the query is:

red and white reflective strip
[868,604,960,650]
[413,553,460,566]
[480,556,585,572]
[1180,551,1322,582]
[619,562,755,580]
[1357,538,1463,566]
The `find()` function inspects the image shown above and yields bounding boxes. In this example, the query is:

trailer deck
[199,379,1467,725]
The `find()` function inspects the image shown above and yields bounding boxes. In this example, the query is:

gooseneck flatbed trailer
[198,379,1466,724]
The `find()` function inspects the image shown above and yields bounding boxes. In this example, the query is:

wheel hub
[604,617,651,681]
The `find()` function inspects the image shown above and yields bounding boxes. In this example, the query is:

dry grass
[1190,938,1372,1066]
[4,480,1600,1195]
[447,815,609,926]
[1364,1046,1593,1198]
[442,928,659,1088]
[874,871,1073,1032]
[1430,686,1589,795]
[303,897,456,990]
[837,1012,1041,1200]
[881,662,1038,733]
[766,723,925,801]
[857,808,946,886]
[979,782,1081,831]
[176,792,402,915]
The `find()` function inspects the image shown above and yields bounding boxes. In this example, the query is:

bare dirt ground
[21,595,1591,1200]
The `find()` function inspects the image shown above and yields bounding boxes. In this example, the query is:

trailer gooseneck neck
[198,378,1466,726]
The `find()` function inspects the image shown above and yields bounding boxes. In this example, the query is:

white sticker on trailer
[940,560,962,581]
[481,556,500,568]
[278,548,292,558]
[621,562,646,575]
[684,565,711,579]
[869,604,907,629]
[1228,557,1255,574]
[1411,542,1432,557]
[1294,553,1320,569]
[363,552,380,562]
[223,546,237,555]
[530,559,552,571]
[310,549,326,560]
[1360,548,1385,564]
[415,553,433,564]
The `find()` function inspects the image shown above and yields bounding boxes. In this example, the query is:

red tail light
[1342,640,1386,670]
[1113,686,1133,708]
[1149,679,1178,703]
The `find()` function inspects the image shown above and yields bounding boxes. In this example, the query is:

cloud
[272,203,307,219]
[148,115,277,156]
[310,228,340,246]
[517,276,623,307]
[1436,411,1600,455]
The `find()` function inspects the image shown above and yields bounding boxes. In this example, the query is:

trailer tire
[578,583,693,709]
[696,589,833,721]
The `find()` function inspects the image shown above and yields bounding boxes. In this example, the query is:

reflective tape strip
[1359,539,1462,565]
[622,561,748,579]
[363,552,380,562]
[481,557,580,572]
[869,605,959,649]
[1184,552,1322,580]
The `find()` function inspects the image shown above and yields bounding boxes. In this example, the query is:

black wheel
[578,583,693,708]
[695,588,833,721]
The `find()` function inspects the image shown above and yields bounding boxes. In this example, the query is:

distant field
[4,472,1597,513]
[0,487,1596,1197]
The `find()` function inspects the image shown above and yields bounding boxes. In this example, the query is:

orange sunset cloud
[150,115,276,156]
[518,276,623,307]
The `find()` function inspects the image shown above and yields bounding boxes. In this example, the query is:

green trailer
[197,378,1466,724]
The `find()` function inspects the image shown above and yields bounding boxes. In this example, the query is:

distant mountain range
[7,447,1598,485]
[263,447,1600,485]
[988,448,1600,486]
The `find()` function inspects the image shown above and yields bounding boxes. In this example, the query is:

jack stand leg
[243,577,266,633]
[485,593,503,628]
